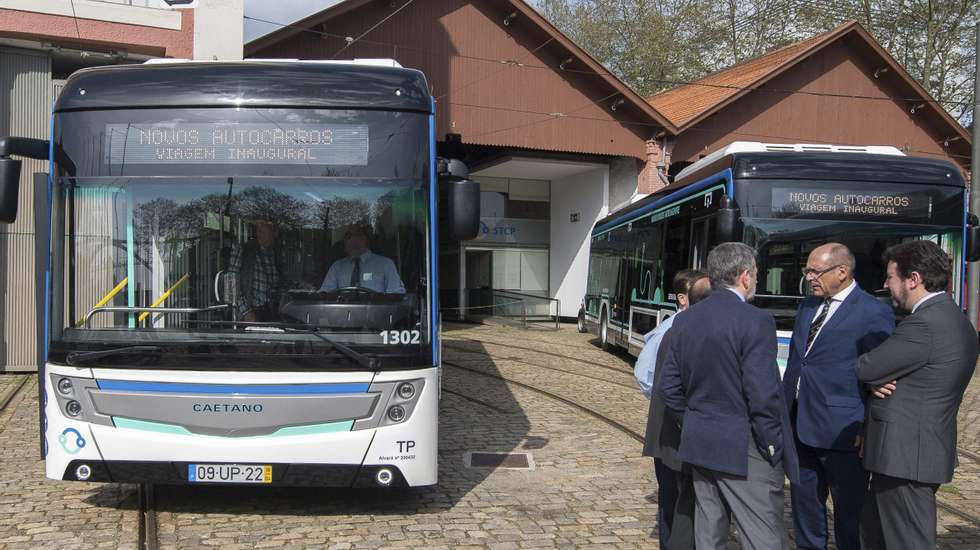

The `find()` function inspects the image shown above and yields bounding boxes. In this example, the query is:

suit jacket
[783,286,894,450]
[642,330,684,471]
[660,289,799,484]
[857,293,978,484]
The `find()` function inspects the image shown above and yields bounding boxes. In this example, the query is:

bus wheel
[599,313,611,350]
[577,312,587,333]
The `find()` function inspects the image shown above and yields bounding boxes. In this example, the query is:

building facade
[646,21,972,191]
[249,4,972,327]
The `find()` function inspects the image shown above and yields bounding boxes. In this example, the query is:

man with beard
[857,240,978,550]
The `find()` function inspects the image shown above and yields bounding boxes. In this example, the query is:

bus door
[610,235,631,345]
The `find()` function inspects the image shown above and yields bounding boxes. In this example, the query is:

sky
[243,0,343,43]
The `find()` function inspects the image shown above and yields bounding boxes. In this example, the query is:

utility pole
[969,19,980,330]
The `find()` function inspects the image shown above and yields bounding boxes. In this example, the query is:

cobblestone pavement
[0,323,978,549]
[0,377,140,549]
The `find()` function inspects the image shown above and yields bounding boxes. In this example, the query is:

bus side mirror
[0,136,52,224]
[967,214,980,262]
[438,157,480,241]
[715,195,742,243]
[0,157,23,223]
[448,179,480,241]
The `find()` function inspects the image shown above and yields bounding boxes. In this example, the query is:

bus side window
[689,216,714,269]
[662,217,691,300]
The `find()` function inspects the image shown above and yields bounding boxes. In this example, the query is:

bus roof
[54,61,431,113]
[592,150,964,234]
[674,141,905,182]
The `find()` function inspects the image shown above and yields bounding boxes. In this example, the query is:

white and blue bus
[580,142,980,369]
[0,59,478,488]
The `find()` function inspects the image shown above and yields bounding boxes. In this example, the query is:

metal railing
[485,290,561,330]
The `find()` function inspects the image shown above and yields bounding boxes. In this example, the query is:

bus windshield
[48,107,432,369]
[744,218,961,329]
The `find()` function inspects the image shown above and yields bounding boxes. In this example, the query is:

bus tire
[599,312,611,350]
[577,311,587,333]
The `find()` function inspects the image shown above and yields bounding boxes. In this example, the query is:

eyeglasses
[803,264,843,278]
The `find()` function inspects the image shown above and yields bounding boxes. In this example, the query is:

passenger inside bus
[319,222,405,294]
[228,219,284,322]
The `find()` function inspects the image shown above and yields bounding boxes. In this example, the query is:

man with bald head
[783,243,894,550]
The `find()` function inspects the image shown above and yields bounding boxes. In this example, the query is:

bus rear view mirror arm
[0,136,50,224]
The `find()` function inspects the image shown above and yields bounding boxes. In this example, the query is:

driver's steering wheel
[336,286,381,295]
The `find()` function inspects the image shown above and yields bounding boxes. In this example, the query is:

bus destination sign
[771,187,933,221]
[104,123,369,165]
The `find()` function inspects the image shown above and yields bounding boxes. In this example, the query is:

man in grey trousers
[660,243,798,550]
[858,240,978,550]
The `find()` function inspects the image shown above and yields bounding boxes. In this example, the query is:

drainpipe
[656,134,672,188]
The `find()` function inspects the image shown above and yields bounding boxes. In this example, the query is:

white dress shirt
[319,251,406,293]
[805,279,857,356]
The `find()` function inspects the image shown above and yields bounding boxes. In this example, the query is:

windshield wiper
[66,345,162,365]
[188,320,381,370]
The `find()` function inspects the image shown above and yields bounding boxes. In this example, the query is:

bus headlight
[65,400,82,417]
[387,405,406,423]
[396,382,416,400]
[57,378,74,395]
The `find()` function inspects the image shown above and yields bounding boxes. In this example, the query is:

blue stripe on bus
[592,168,734,236]
[96,380,370,394]
[428,100,439,364]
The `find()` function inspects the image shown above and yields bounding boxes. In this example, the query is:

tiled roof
[647,25,846,129]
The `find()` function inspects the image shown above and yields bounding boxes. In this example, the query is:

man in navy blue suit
[783,243,894,550]
[660,242,799,550]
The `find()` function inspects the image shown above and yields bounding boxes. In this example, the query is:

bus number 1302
[380,330,421,344]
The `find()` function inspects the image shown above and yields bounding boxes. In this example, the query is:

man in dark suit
[857,240,978,550]
[660,242,799,550]
[783,243,894,550]
[641,269,711,549]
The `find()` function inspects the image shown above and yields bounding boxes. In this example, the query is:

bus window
[689,216,714,269]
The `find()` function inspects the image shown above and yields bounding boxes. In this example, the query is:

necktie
[350,257,361,287]
[806,298,833,352]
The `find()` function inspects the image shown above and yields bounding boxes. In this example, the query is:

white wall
[608,157,639,212]
[550,166,609,318]
[193,0,243,60]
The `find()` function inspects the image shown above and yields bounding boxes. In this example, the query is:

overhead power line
[245,13,972,109]
[329,0,416,59]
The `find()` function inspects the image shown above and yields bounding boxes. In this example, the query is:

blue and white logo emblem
[58,428,86,455]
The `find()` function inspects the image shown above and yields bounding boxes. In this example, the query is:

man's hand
[872,380,897,399]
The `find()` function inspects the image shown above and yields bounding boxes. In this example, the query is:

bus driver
[319,223,406,294]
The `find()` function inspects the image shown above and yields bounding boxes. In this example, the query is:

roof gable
[648,20,971,151]
[246,0,677,134]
